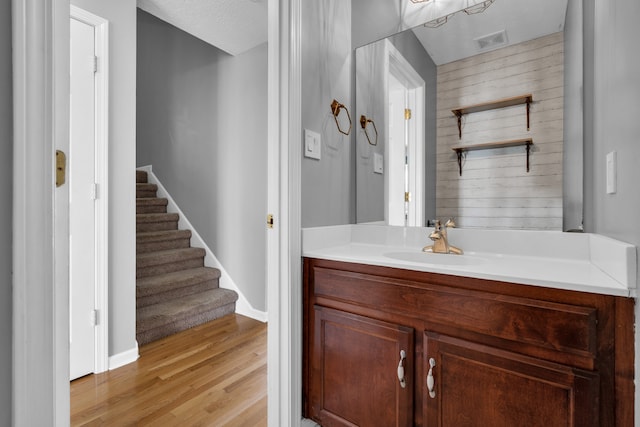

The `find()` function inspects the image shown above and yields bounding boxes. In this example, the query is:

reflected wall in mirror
[354,0,584,230]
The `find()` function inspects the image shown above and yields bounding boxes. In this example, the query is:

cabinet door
[308,306,414,427]
[423,332,599,427]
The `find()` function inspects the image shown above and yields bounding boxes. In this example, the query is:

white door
[69,16,97,381]
[387,74,407,226]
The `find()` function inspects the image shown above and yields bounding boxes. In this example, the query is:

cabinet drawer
[312,266,598,365]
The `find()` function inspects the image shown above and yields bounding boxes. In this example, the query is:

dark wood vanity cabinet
[303,258,635,427]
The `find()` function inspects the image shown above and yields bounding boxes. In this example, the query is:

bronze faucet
[422,219,463,255]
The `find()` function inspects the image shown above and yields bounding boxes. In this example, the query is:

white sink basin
[383,251,487,266]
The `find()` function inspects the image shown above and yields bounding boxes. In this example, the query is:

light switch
[304,129,321,160]
[373,152,383,174]
[606,151,617,194]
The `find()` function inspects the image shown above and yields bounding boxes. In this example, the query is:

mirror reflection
[355,0,582,231]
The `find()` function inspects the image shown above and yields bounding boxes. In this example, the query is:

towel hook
[359,115,378,146]
[331,99,352,136]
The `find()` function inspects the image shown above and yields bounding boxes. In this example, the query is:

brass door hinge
[56,150,66,187]
[404,192,411,202]
[267,214,274,229]
[404,109,412,120]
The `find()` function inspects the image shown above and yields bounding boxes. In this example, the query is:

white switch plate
[304,129,321,160]
[606,151,617,194]
[373,152,383,174]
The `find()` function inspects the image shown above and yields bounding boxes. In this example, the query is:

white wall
[136,10,268,311]
[70,0,137,357]
[588,0,640,420]
[436,33,564,230]
[0,0,12,423]
[301,0,355,227]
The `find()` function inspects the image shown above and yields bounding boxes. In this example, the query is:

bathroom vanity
[302,225,636,426]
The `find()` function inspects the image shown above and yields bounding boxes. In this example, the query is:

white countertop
[302,225,637,297]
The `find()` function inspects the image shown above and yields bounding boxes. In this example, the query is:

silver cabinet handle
[427,357,436,398]
[397,350,406,388]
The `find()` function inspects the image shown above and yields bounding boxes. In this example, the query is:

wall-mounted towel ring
[360,115,378,146]
[331,99,352,135]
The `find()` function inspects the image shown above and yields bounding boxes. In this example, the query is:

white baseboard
[109,343,139,370]
[138,165,268,323]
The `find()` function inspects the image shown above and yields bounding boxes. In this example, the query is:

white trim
[267,0,303,425]
[108,343,140,370]
[12,0,70,424]
[138,166,268,323]
[70,5,111,376]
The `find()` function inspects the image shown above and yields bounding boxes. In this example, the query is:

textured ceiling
[137,0,267,56]
[411,0,569,65]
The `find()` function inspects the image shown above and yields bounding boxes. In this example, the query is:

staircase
[136,170,238,345]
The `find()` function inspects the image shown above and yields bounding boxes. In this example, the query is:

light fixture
[424,15,450,28]
[464,0,495,15]
[421,0,497,28]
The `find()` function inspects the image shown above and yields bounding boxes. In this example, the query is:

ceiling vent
[474,29,508,51]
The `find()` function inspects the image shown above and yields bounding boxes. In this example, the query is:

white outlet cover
[373,152,384,174]
[304,129,321,160]
[606,151,617,194]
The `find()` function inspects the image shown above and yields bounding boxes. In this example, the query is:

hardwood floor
[70,314,267,426]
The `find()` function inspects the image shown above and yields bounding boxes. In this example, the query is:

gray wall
[0,0,12,423]
[301,0,355,227]
[71,0,138,357]
[136,10,267,311]
[585,0,640,417]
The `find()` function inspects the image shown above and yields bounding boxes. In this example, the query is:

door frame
[70,5,110,376]
[12,0,70,424]
[14,0,294,424]
[385,40,425,227]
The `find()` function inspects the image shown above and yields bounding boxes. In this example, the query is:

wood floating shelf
[451,94,533,138]
[451,138,533,176]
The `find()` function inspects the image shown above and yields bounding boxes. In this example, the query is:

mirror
[354,0,583,231]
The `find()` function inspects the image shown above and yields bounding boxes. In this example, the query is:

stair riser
[137,238,191,254]
[136,304,236,346]
[136,170,148,183]
[137,221,178,232]
[137,205,168,214]
[137,190,157,198]
[137,280,218,308]
[137,257,204,278]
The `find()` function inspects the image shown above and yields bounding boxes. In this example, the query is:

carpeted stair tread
[136,229,191,253]
[136,170,148,183]
[136,247,205,278]
[137,212,179,223]
[137,229,191,242]
[137,267,220,296]
[136,267,221,308]
[136,183,158,198]
[137,197,168,214]
[136,289,238,344]
[137,247,205,269]
[136,213,179,232]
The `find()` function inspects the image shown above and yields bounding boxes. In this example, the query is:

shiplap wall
[436,32,564,230]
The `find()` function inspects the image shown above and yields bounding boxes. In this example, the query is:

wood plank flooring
[70,314,267,426]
